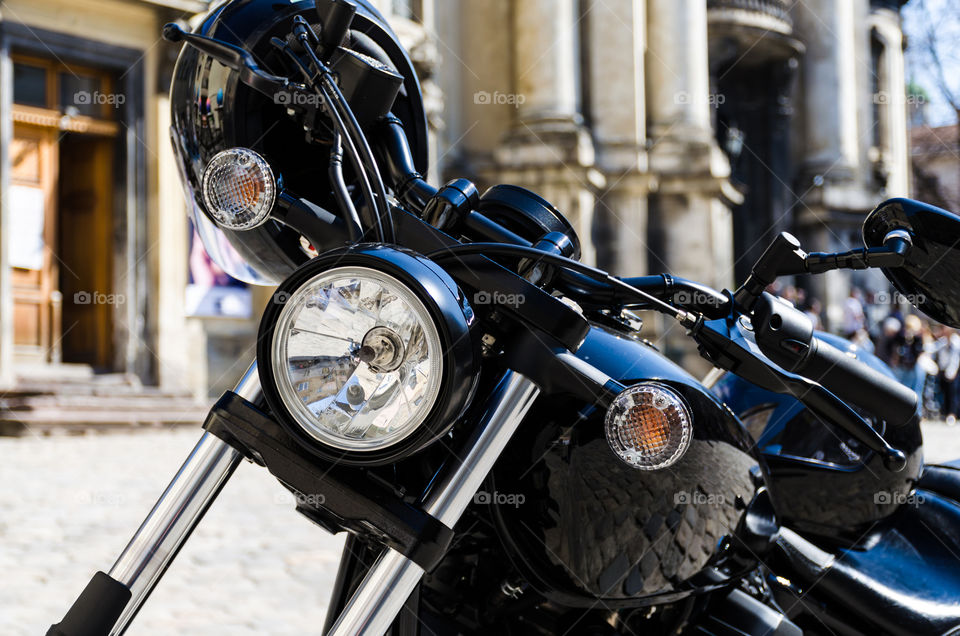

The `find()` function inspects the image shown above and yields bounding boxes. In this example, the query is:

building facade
[428,0,911,337]
[0,0,911,396]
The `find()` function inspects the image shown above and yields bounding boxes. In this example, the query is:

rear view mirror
[863,198,960,328]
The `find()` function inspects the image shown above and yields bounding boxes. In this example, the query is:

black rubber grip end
[162,22,185,42]
[48,571,131,636]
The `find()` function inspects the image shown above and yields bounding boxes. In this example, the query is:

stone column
[870,9,909,197]
[494,0,600,264]
[792,0,859,177]
[646,0,712,144]
[645,0,736,291]
[0,39,14,387]
[588,0,652,277]
[152,93,195,393]
[513,0,580,126]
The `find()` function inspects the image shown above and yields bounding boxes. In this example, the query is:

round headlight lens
[201,148,276,230]
[271,266,444,451]
[605,383,692,470]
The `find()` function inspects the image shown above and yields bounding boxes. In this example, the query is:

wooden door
[10,124,59,363]
[58,135,115,368]
[11,55,120,369]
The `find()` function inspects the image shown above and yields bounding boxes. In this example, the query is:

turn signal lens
[201,147,276,230]
[605,383,692,470]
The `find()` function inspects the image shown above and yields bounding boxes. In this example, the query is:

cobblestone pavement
[3,423,960,635]
[0,428,344,635]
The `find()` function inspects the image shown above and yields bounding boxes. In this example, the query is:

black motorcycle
[49,1,960,634]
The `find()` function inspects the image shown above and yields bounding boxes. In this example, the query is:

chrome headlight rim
[257,245,479,466]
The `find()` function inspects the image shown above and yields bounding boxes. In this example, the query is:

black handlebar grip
[798,336,919,427]
[162,22,185,42]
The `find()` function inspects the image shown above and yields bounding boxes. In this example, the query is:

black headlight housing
[257,245,479,466]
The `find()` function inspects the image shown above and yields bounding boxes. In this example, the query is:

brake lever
[162,23,294,98]
[690,316,908,472]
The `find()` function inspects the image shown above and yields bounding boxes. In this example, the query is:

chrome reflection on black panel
[488,324,763,606]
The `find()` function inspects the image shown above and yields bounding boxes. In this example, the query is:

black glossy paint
[489,322,764,606]
[714,331,923,541]
[169,0,429,281]
[864,197,960,328]
[771,488,960,635]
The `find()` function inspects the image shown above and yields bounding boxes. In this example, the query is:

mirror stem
[805,231,911,274]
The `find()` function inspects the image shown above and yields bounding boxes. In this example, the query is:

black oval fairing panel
[489,324,763,606]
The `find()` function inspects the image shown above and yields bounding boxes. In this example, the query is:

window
[11,56,117,120]
[391,0,421,22]
[59,73,104,118]
[13,63,47,108]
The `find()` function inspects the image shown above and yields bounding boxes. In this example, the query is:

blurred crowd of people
[774,284,960,423]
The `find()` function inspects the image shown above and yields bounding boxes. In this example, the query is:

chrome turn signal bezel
[604,382,692,470]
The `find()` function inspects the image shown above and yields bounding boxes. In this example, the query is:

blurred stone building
[911,123,960,212]
[0,0,911,418]
[427,0,911,334]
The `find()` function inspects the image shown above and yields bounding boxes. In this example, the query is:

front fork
[50,365,539,636]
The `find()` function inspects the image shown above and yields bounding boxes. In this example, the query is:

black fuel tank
[488,323,765,606]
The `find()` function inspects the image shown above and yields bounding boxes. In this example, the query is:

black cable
[292,21,396,243]
[321,87,385,240]
[330,131,363,241]
[317,70,395,242]
[426,243,688,319]
[271,37,382,241]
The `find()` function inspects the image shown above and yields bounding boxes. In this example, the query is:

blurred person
[803,298,824,331]
[917,320,940,417]
[892,314,926,400]
[876,316,903,366]
[842,288,866,339]
[850,327,875,355]
[936,328,960,425]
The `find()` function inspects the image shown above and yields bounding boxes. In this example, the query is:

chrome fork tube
[106,362,260,634]
[326,371,541,636]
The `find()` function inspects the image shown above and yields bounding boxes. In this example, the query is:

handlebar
[800,336,918,426]
[752,293,918,427]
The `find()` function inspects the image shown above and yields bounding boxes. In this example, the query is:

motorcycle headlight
[258,247,478,465]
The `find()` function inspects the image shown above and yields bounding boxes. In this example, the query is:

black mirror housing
[863,197,960,328]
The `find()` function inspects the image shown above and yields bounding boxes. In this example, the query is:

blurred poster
[186,222,251,318]
[10,185,45,270]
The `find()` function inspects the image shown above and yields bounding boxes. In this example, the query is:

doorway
[58,134,115,368]
[10,54,120,370]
